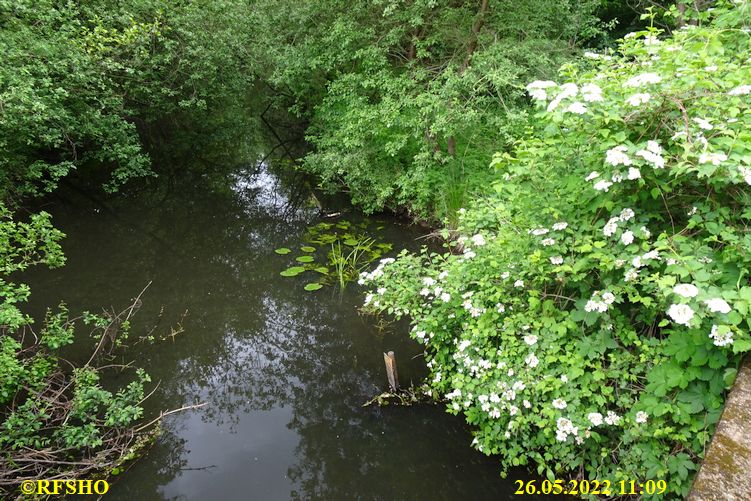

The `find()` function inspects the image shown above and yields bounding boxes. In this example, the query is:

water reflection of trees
[23,163,522,500]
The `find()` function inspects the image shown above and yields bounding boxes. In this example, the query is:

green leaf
[280,266,306,277]
[732,338,751,354]
[274,248,292,255]
[301,246,316,252]
[304,283,323,291]
[723,368,737,388]
[314,267,329,274]
[296,255,315,263]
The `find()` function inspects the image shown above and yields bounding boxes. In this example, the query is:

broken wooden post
[383,351,399,391]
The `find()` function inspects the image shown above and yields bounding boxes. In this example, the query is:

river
[19,153,555,500]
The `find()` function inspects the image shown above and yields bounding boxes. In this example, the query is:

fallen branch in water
[134,403,208,433]
[362,384,439,407]
[0,287,203,500]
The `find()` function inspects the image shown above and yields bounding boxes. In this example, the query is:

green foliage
[0,0,257,202]
[0,207,155,488]
[363,2,751,497]
[258,0,609,218]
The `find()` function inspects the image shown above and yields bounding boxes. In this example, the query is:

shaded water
[20,160,554,500]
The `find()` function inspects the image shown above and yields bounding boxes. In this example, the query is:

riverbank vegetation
[3,0,750,498]
[256,0,628,221]
[362,2,751,498]
[1,0,256,496]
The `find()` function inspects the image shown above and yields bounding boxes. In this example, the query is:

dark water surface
[20,162,553,500]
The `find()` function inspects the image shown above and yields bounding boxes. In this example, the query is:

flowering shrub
[363,2,751,497]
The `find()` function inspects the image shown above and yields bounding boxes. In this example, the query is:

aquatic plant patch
[275,219,392,291]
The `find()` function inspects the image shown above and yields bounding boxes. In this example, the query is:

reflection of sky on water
[20,161,552,500]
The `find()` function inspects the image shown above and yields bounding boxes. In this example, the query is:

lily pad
[301,246,316,252]
[280,266,306,277]
[313,267,329,274]
[304,283,323,291]
[343,238,358,246]
[296,255,315,263]
[274,247,292,255]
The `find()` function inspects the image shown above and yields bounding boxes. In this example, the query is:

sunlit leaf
[280,266,306,277]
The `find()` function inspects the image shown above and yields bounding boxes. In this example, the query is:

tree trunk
[446,0,489,156]
[460,0,489,72]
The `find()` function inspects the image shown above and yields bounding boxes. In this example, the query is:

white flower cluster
[525,352,539,368]
[666,286,734,332]
[709,325,734,347]
[359,257,395,285]
[414,330,429,343]
[462,248,477,260]
[698,151,727,166]
[566,102,588,114]
[635,140,665,168]
[729,84,751,96]
[667,303,695,326]
[583,51,613,61]
[606,145,632,166]
[588,412,603,426]
[693,117,713,130]
[526,80,557,100]
[590,144,655,191]
[621,230,634,245]
[635,411,649,424]
[604,411,622,425]
[673,283,699,298]
[548,83,578,112]
[417,274,455,303]
[738,166,751,185]
[471,233,487,246]
[623,72,662,87]
[705,298,732,314]
[585,290,615,313]
[626,92,651,106]
[462,299,486,318]
[445,388,462,400]
[581,83,603,102]
[555,417,578,442]
[602,207,635,238]
[529,222,567,251]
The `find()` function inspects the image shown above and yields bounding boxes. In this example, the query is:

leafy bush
[0,206,156,493]
[363,2,751,497]
[0,0,257,201]
[259,0,608,219]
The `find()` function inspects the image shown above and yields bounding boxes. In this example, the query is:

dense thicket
[364,2,751,497]
[255,0,613,221]
[0,0,256,203]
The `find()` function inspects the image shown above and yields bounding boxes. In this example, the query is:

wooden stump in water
[383,351,400,391]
